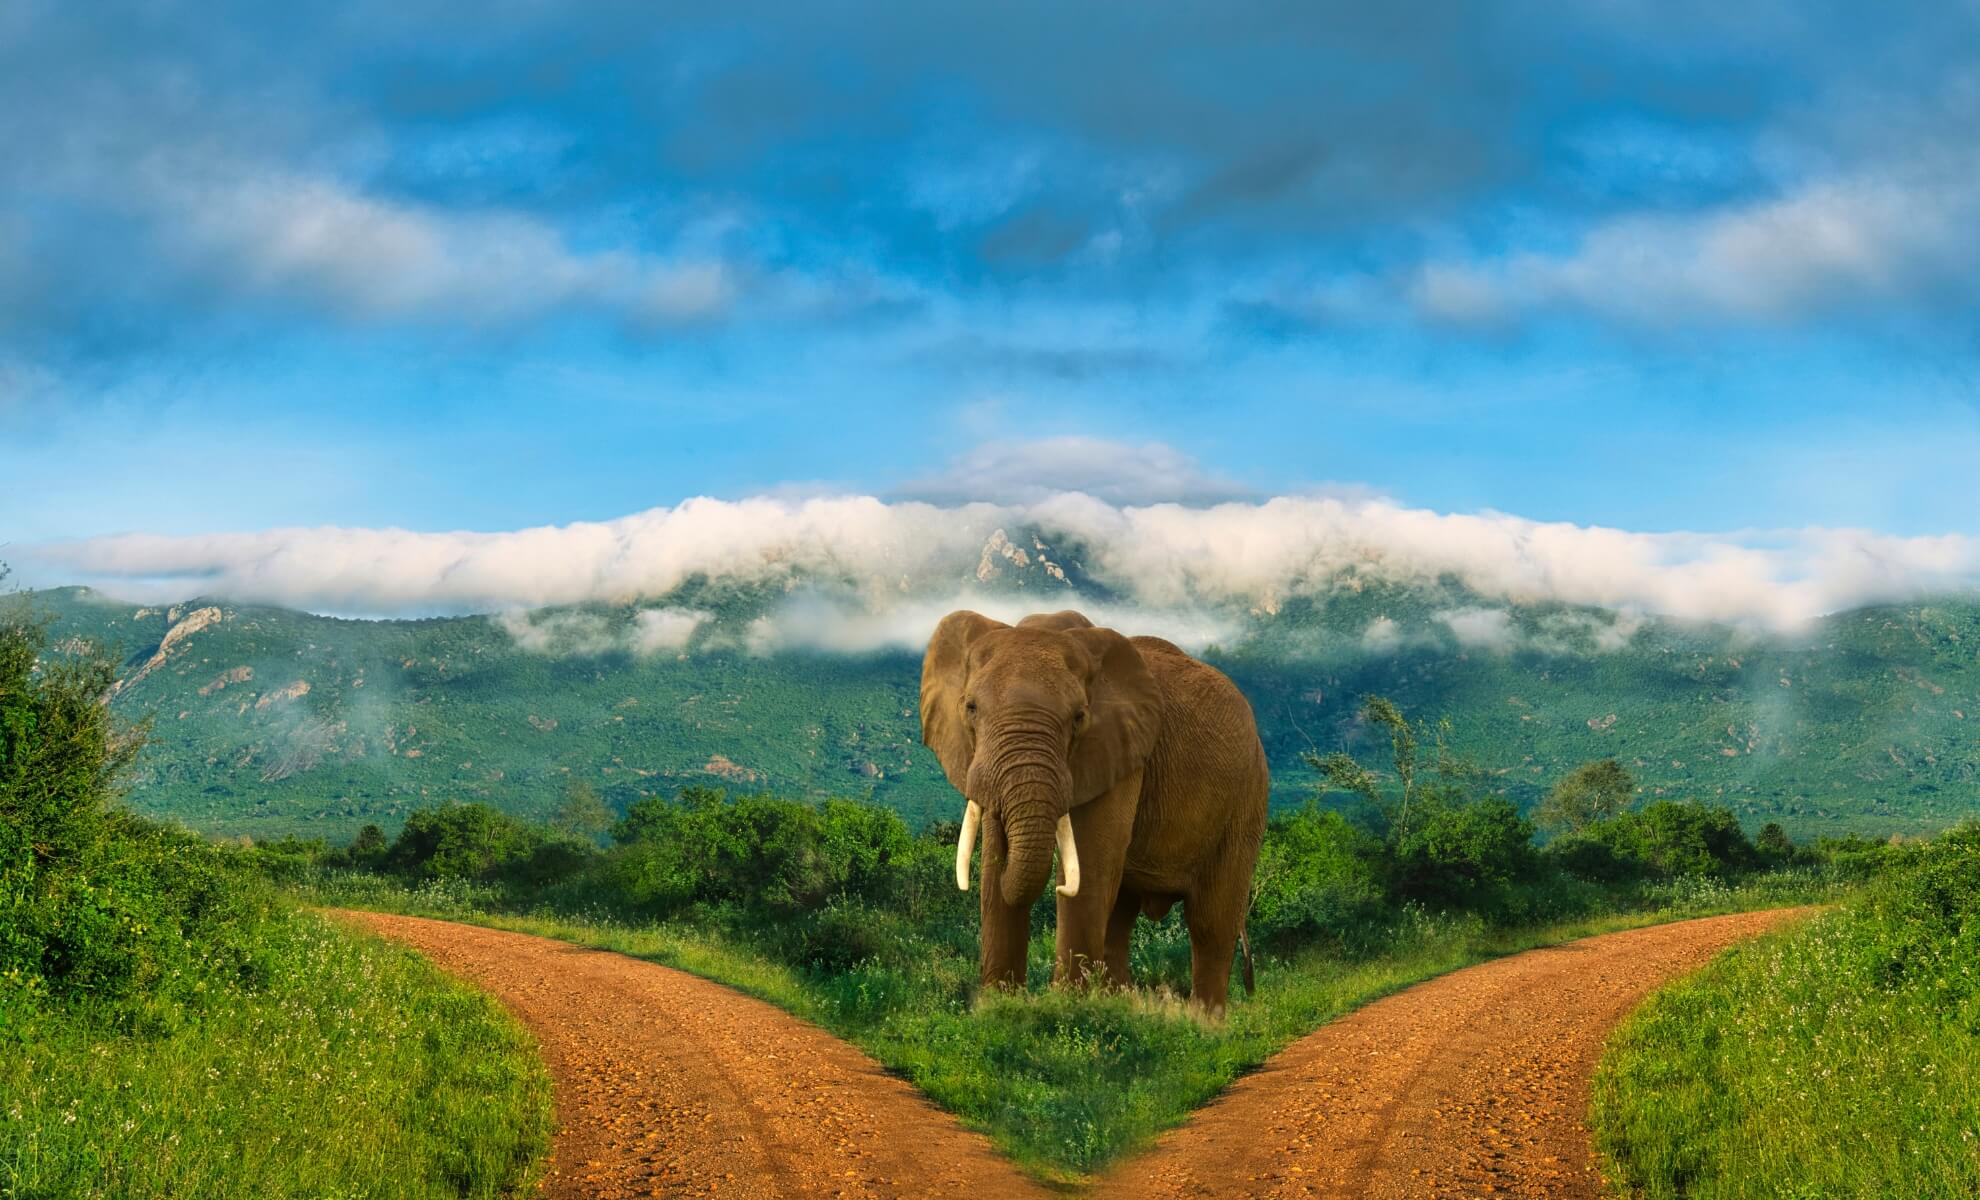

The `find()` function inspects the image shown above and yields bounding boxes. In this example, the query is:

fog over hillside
[27,492,1980,651]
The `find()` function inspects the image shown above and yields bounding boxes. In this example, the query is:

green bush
[0,607,280,1017]
[1547,799,1760,883]
[1393,795,1537,910]
[1249,806,1388,951]
[605,786,922,918]
[385,802,547,880]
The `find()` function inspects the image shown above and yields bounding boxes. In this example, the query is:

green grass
[0,908,552,1200]
[1593,827,1980,1199]
[300,868,1845,1184]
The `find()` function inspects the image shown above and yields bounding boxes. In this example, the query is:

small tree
[553,779,614,844]
[1535,758,1635,835]
[1304,695,1474,844]
[347,823,388,863]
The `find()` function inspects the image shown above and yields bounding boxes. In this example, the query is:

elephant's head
[920,610,1161,909]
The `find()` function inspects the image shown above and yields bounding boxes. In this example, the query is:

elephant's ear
[920,610,1008,794]
[1066,626,1162,804]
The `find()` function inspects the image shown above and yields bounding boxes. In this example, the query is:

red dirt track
[1093,908,1806,1200]
[339,912,1047,1199]
[342,907,1803,1199]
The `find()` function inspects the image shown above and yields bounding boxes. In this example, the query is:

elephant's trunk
[999,795,1058,908]
[966,715,1074,908]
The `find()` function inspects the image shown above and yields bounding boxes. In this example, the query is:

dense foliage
[291,697,1892,967]
[0,604,550,1198]
[1594,822,1980,1199]
[30,582,1980,844]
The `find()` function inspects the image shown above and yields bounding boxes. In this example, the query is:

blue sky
[5,0,1980,562]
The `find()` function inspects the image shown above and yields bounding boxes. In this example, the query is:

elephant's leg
[1052,770,1141,989]
[1183,835,1252,1020]
[1103,887,1139,988]
[979,812,1030,990]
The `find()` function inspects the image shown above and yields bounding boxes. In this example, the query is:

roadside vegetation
[1594,821,1979,1199]
[0,603,551,1200]
[272,697,1893,1181]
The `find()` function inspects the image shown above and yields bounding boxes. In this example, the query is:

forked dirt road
[342,907,1805,1199]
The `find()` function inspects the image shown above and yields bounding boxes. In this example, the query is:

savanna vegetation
[274,698,1890,1181]
[0,602,551,1200]
[1594,821,1980,1199]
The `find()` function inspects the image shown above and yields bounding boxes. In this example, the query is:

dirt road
[345,907,1801,1199]
[338,912,1047,1199]
[1094,908,1806,1200]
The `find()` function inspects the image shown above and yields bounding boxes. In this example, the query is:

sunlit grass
[1594,829,1979,1199]
[0,910,552,1200]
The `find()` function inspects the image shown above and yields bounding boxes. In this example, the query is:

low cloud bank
[31,495,1980,645]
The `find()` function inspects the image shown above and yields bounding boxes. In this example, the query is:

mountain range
[21,540,1980,843]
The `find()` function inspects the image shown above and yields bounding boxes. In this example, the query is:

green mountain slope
[22,583,1980,842]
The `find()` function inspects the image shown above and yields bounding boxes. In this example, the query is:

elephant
[920,609,1269,1017]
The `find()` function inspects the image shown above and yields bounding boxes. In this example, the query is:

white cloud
[1437,607,1515,653]
[1360,615,1403,653]
[496,610,618,655]
[146,158,738,327]
[897,436,1254,506]
[496,606,710,656]
[1412,167,1979,329]
[30,491,1980,639]
[632,608,709,654]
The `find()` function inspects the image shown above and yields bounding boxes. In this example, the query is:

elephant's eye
[965,699,978,715]
[1073,707,1089,726]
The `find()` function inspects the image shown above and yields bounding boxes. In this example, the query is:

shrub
[0,607,273,1014]
[384,802,556,882]
[1393,796,1536,911]
[1637,800,1757,876]
[1542,829,1642,883]
[607,786,919,918]
[1548,800,1759,883]
[1249,806,1388,951]
[1754,821,1793,864]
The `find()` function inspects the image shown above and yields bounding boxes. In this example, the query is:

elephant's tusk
[1055,813,1080,898]
[956,800,982,891]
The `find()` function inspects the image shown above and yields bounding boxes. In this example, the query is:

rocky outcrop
[198,665,254,696]
[975,529,1073,586]
[255,680,310,710]
[703,754,761,784]
[111,606,224,697]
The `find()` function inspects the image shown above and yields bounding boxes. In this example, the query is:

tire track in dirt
[1092,907,1809,1200]
[336,911,1047,1200]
